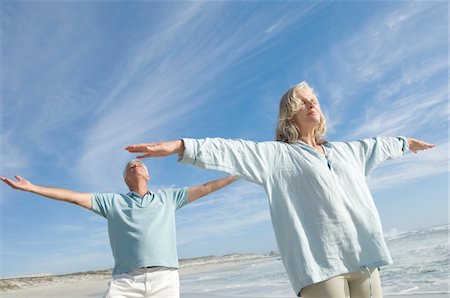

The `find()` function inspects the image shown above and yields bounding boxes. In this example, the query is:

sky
[0,1,448,278]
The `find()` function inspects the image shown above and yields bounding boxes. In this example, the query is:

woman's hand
[125,140,185,159]
[407,138,435,153]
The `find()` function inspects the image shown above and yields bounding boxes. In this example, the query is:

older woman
[126,82,434,297]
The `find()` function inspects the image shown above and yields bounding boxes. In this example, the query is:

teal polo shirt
[90,187,188,275]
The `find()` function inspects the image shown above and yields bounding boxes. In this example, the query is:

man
[1,159,237,298]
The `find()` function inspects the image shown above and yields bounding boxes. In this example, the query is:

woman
[126,82,434,297]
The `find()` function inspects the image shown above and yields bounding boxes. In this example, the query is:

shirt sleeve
[347,136,410,176]
[178,138,278,185]
[172,187,189,210]
[90,193,116,218]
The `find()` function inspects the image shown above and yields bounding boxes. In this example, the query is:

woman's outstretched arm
[407,138,435,153]
[126,138,279,185]
[125,140,185,158]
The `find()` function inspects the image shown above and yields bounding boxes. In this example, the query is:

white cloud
[0,131,28,173]
[2,3,99,154]
[347,86,448,139]
[2,1,447,278]
[176,182,270,245]
[368,142,449,191]
[315,2,447,134]
[73,2,324,190]
[307,1,449,194]
[265,23,279,34]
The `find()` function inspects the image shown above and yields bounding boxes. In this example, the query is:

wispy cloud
[368,142,449,191]
[2,1,447,278]
[308,1,448,189]
[3,215,111,276]
[347,86,448,139]
[0,131,28,173]
[73,2,324,190]
[176,182,270,246]
[2,3,98,150]
[314,2,447,134]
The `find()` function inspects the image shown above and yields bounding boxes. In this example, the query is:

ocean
[382,224,449,296]
[181,224,450,297]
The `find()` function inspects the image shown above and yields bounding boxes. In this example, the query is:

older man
[1,159,237,298]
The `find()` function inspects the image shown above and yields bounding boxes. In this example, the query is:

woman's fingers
[125,143,154,152]
[408,138,436,153]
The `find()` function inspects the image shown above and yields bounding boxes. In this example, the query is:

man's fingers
[1,177,12,183]
[2,178,16,188]
[0,177,11,185]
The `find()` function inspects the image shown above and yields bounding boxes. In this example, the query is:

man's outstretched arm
[1,175,92,209]
[188,176,238,203]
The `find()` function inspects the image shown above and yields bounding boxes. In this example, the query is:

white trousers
[104,267,179,298]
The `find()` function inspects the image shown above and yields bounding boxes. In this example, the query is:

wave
[179,252,280,268]
[384,223,449,242]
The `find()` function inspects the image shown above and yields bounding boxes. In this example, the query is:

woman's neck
[299,131,325,155]
[299,131,317,146]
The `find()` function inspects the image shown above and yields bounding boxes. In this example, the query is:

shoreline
[1,253,448,298]
[0,254,277,296]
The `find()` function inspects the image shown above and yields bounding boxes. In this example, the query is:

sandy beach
[1,254,448,298]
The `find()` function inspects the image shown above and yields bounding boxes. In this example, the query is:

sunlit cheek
[292,112,305,124]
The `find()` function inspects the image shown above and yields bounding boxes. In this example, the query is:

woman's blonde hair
[275,81,327,144]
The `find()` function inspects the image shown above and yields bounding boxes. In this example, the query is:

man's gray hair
[123,159,149,179]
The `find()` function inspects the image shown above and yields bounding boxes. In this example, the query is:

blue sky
[1,1,448,278]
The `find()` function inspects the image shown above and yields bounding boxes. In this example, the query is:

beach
[2,225,448,298]
[1,254,448,298]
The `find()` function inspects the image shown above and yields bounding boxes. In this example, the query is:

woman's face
[291,88,321,132]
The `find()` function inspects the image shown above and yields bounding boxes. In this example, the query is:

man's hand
[407,138,435,153]
[0,175,92,209]
[1,175,34,192]
[125,140,184,159]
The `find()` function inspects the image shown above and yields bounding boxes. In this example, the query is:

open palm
[0,175,33,191]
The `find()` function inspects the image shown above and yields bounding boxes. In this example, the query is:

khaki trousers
[300,268,382,298]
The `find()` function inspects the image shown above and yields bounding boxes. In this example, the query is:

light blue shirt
[179,136,409,294]
[90,188,188,275]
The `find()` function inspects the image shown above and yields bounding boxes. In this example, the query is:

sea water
[382,224,449,295]
[180,224,449,297]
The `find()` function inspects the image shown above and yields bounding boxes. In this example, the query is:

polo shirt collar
[127,190,154,200]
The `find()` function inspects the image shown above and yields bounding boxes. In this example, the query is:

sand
[1,257,448,298]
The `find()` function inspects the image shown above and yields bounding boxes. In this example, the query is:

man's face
[125,161,149,182]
